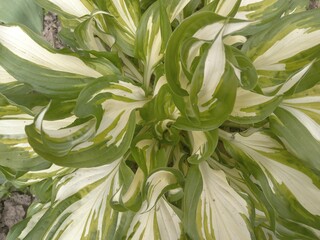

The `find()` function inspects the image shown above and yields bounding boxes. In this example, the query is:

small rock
[9,192,32,207]
[42,12,64,49]
[3,202,25,228]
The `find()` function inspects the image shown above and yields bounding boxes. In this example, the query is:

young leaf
[135,1,171,91]
[186,130,218,164]
[95,0,140,56]
[165,12,239,130]
[143,168,183,212]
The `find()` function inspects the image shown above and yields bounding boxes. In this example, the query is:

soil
[42,12,64,49]
[0,193,32,240]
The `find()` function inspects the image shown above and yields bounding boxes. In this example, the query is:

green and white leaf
[126,197,183,240]
[35,0,92,18]
[15,164,70,185]
[229,88,282,124]
[74,15,111,51]
[26,78,148,167]
[8,158,132,240]
[198,161,251,240]
[143,169,183,212]
[236,0,290,21]
[164,0,191,22]
[136,1,171,91]
[220,130,320,228]
[270,84,320,171]
[0,95,50,171]
[243,11,320,93]
[131,138,163,173]
[0,25,104,98]
[165,12,239,130]
[187,130,218,164]
[184,161,251,240]
[97,0,140,56]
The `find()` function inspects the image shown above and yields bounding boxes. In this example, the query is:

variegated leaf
[15,164,70,185]
[220,130,320,229]
[94,0,140,56]
[270,84,320,171]
[204,0,289,28]
[8,159,133,240]
[135,1,171,91]
[184,162,251,240]
[186,130,218,164]
[126,197,183,240]
[26,77,148,167]
[242,11,320,94]
[164,0,191,22]
[236,0,290,22]
[229,88,282,124]
[226,46,258,90]
[136,0,192,90]
[0,94,50,171]
[74,15,112,51]
[0,25,105,98]
[131,138,163,173]
[143,169,183,212]
[35,0,92,18]
[198,161,251,240]
[165,12,239,130]
[212,0,241,17]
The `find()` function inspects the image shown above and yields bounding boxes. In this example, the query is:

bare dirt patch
[0,193,32,240]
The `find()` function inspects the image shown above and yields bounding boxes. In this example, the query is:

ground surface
[0,193,32,240]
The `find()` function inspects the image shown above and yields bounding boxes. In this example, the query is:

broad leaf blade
[0,25,104,99]
[126,197,183,240]
[243,10,320,94]
[0,94,50,171]
[270,84,320,171]
[35,0,92,18]
[165,12,239,130]
[197,161,251,240]
[0,0,43,34]
[26,78,147,167]
[230,88,282,124]
[184,162,251,240]
[221,130,320,229]
[8,159,132,240]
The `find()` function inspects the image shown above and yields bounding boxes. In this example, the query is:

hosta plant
[1,0,320,239]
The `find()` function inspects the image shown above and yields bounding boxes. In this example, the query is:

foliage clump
[0,0,320,239]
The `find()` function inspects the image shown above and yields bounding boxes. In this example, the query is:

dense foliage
[0,0,320,239]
